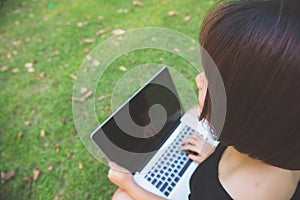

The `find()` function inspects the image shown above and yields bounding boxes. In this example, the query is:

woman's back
[189,144,300,200]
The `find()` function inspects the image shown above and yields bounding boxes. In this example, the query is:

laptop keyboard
[144,125,197,197]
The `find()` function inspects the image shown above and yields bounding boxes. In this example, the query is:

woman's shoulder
[219,147,299,200]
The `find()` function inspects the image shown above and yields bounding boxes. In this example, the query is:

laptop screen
[91,67,184,172]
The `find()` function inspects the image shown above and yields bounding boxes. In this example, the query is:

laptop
[91,67,219,199]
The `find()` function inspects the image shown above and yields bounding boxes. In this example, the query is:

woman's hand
[196,72,208,112]
[108,162,135,191]
[180,133,215,163]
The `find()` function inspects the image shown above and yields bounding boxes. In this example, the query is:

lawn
[0,0,216,199]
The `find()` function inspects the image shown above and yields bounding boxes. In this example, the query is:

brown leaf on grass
[168,11,177,17]
[184,15,191,21]
[132,0,144,7]
[70,74,77,80]
[7,53,12,59]
[96,28,110,36]
[97,95,108,101]
[1,152,5,158]
[24,121,31,126]
[173,48,180,53]
[1,66,9,71]
[40,129,46,139]
[98,16,104,20]
[78,162,83,170]
[48,165,53,171]
[61,118,66,125]
[72,90,94,103]
[112,29,126,36]
[32,110,37,115]
[83,38,96,44]
[1,169,17,183]
[54,195,60,200]
[24,176,33,183]
[83,48,90,53]
[119,66,127,71]
[25,62,33,68]
[117,8,128,14]
[27,67,35,73]
[92,60,100,66]
[33,169,40,181]
[39,72,45,78]
[12,68,19,74]
[77,22,83,27]
[55,144,60,152]
[52,50,60,55]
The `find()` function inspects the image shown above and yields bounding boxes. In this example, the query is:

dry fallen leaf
[184,15,191,21]
[54,195,60,200]
[33,169,40,181]
[55,144,60,152]
[173,48,180,53]
[12,68,19,74]
[25,62,33,68]
[52,50,60,55]
[72,90,94,103]
[78,162,83,170]
[70,74,77,80]
[39,72,45,78]
[97,95,108,101]
[132,0,144,7]
[83,48,90,53]
[117,8,128,14]
[112,29,126,36]
[77,22,83,27]
[61,118,66,125]
[40,129,46,139]
[24,176,33,183]
[27,67,35,73]
[98,16,104,20]
[1,66,9,72]
[119,66,127,71]
[1,152,5,158]
[48,165,53,171]
[24,121,31,126]
[80,87,88,93]
[83,38,96,44]
[92,60,100,66]
[7,53,12,59]
[1,169,17,184]
[168,11,177,17]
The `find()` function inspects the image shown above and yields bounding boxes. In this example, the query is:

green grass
[0,0,216,199]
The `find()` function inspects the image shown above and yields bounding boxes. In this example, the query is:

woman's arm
[108,162,166,200]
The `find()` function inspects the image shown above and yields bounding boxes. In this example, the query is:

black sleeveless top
[189,144,300,200]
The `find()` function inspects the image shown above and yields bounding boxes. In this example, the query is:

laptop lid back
[91,67,184,173]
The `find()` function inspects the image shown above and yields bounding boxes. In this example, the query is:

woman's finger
[180,144,202,154]
[181,134,204,146]
[109,162,131,173]
[188,153,206,163]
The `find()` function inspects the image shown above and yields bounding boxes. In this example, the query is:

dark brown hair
[200,0,300,169]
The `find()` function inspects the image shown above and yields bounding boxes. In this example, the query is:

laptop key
[178,159,192,177]
[152,179,157,185]
[156,181,162,189]
[160,183,168,192]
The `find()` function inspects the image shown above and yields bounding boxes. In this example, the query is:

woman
[108,0,300,199]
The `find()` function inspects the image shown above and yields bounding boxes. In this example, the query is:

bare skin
[108,73,300,200]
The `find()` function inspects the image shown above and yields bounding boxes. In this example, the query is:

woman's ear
[196,72,208,114]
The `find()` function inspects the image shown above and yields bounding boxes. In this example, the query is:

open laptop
[91,67,218,199]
